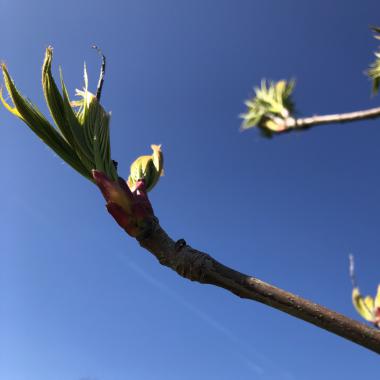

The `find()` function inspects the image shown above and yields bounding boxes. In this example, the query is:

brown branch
[137,222,380,354]
[92,171,380,353]
[277,106,380,132]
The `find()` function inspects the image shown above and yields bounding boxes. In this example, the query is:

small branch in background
[241,27,380,136]
[92,45,106,101]
[256,106,380,136]
[241,77,380,137]
[250,106,380,136]
[291,106,380,130]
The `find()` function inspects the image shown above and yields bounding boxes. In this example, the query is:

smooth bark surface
[277,106,380,132]
[137,222,380,354]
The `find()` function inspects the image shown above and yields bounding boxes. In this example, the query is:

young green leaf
[1,48,118,182]
[240,79,295,135]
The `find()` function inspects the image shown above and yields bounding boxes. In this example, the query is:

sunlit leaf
[367,27,380,94]
[128,145,163,192]
[1,48,118,182]
[240,79,295,136]
[352,287,375,322]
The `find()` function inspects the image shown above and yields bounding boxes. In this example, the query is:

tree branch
[137,222,380,354]
[276,106,380,132]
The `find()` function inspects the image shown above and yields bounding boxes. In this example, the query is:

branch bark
[280,106,380,131]
[137,222,380,354]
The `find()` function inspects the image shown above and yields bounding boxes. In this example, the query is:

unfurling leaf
[128,144,164,192]
[1,47,117,181]
[1,47,164,239]
[352,286,380,328]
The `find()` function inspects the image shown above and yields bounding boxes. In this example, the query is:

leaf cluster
[367,27,380,94]
[1,47,117,182]
[240,79,295,136]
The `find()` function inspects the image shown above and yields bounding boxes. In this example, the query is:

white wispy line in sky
[117,252,297,379]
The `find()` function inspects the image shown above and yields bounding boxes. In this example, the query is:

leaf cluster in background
[367,27,380,95]
[240,79,295,136]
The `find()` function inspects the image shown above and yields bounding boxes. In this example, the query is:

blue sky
[1,0,380,379]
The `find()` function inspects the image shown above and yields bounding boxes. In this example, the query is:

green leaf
[42,47,76,146]
[371,26,380,40]
[352,287,375,322]
[128,145,163,192]
[1,48,119,182]
[368,52,380,95]
[240,79,295,133]
[60,71,95,169]
[366,27,380,94]
[1,63,92,180]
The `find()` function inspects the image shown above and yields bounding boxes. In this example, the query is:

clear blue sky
[1,0,380,379]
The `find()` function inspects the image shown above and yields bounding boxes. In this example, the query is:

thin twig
[92,45,106,101]
[296,106,380,128]
[282,106,380,131]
